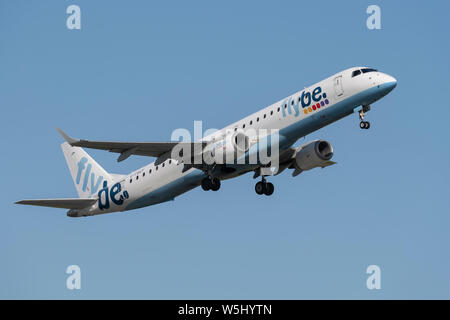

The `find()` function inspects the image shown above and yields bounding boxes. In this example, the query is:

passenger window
[250,120,253,125]
[156,166,158,171]
[277,107,280,112]
[149,169,152,173]
[162,163,165,167]
[242,124,245,128]
[136,176,138,180]
[263,114,266,119]
[257,117,259,122]
[169,160,172,164]
[130,179,132,183]
[143,172,145,177]
[270,110,273,115]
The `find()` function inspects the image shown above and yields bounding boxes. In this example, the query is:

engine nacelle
[207,132,250,164]
[294,140,333,171]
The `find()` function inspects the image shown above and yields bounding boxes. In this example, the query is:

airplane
[16,67,397,217]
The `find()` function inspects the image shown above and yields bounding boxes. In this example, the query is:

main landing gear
[255,177,274,196]
[201,165,221,192]
[201,176,221,191]
[359,105,371,130]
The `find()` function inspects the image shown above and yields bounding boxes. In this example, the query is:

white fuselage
[79,67,397,216]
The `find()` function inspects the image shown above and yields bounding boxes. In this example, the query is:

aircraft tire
[210,178,221,191]
[201,178,211,191]
[255,181,265,195]
[264,182,274,196]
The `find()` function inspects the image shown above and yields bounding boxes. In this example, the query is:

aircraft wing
[15,198,97,209]
[57,128,206,162]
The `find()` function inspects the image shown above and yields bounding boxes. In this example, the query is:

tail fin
[61,142,114,198]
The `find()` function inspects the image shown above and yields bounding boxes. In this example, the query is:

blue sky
[1,0,450,299]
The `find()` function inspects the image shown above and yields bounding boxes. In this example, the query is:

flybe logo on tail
[282,86,330,117]
[76,157,104,194]
[97,180,129,210]
[76,157,129,210]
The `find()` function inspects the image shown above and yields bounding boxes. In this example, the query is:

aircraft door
[334,75,344,97]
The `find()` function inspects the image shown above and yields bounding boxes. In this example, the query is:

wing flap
[15,198,97,210]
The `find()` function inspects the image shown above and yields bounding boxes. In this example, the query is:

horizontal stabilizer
[15,198,96,210]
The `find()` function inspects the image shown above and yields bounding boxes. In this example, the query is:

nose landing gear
[359,105,371,130]
[360,121,370,129]
[255,177,274,196]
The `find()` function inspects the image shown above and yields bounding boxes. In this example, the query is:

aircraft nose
[379,73,397,95]
[384,74,397,90]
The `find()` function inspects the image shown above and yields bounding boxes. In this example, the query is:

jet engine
[207,131,250,164]
[294,140,334,171]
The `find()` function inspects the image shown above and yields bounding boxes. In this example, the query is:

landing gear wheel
[360,121,370,129]
[210,178,221,191]
[255,181,265,195]
[201,178,212,191]
[264,182,274,196]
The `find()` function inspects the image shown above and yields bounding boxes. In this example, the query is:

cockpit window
[352,70,361,77]
[361,68,378,73]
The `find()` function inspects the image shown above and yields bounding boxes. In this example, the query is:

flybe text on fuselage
[281,86,330,117]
